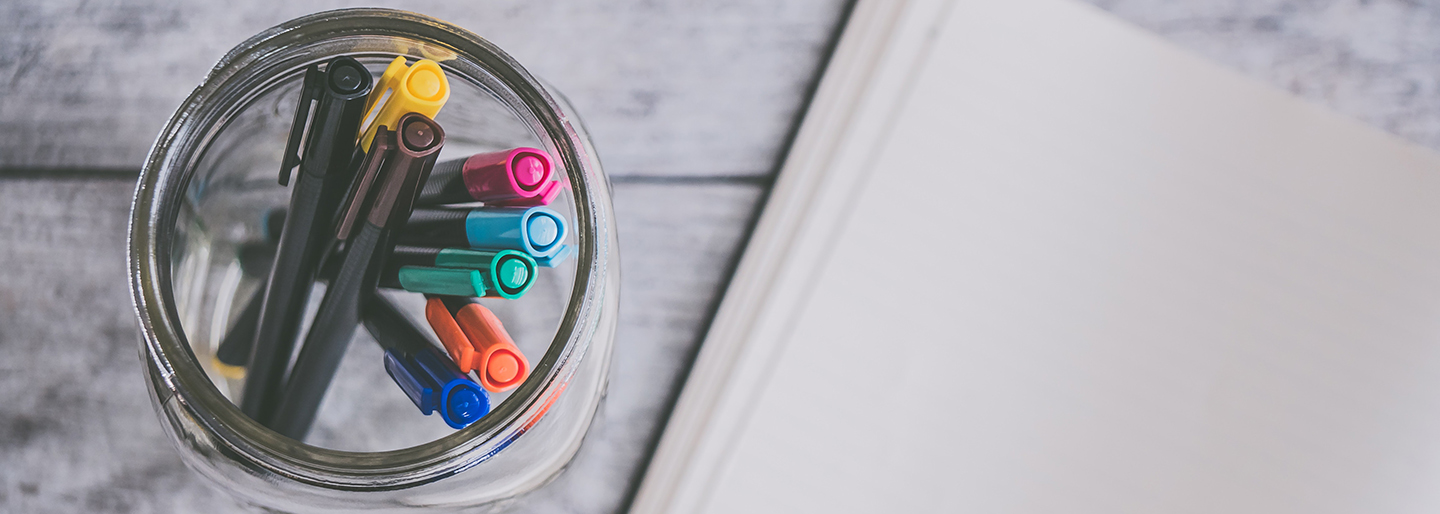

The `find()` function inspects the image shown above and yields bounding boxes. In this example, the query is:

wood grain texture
[0,0,847,176]
[0,177,240,513]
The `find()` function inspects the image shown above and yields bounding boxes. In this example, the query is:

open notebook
[631,0,1440,512]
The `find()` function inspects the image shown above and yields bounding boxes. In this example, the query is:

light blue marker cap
[533,244,575,268]
[463,206,567,258]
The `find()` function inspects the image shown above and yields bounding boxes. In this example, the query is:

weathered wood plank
[0,176,242,513]
[0,0,849,176]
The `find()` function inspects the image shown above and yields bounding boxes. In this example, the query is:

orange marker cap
[452,303,530,392]
[425,297,479,373]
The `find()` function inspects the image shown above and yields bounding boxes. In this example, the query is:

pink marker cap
[460,148,556,203]
[488,180,564,207]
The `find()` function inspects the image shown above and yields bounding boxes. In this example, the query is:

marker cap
[426,297,477,373]
[461,148,556,202]
[383,347,490,429]
[415,347,491,429]
[396,266,486,297]
[486,180,564,208]
[463,206,568,258]
[359,56,451,150]
[452,302,531,392]
[532,244,575,268]
[434,248,537,299]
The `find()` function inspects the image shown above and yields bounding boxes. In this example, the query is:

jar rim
[127,8,611,489]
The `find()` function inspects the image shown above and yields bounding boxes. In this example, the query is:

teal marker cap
[396,266,486,297]
[432,248,537,299]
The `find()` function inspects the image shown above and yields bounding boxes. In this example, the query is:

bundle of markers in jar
[209,55,572,439]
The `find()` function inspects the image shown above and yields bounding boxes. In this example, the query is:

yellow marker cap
[358,56,451,150]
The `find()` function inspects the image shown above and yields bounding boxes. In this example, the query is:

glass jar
[126,9,618,512]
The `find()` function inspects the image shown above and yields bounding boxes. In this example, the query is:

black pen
[240,57,373,423]
[267,113,445,439]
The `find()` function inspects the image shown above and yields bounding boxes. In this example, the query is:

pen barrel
[362,294,436,355]
[216,290,264,368]
[241,173,330,420]
[217,216,285,371]
[400,208,471,246]
[271,107,441,437]
[416,157,470,205]
[241,59,372,422]
[268,222,386,439]
[236,241,278,277]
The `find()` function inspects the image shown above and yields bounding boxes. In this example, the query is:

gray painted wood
[0,177,236,513]
[0,0,848,177]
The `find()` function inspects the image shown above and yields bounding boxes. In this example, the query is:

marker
[358,56,450,151]
[268,113,445,440]
[236,241,278,278]
[363,294,489,429]
[213,209,287,375]
[382,246,537,299]
[220,239,279,376]
[215,291,263,370]
[260,207,288,241]
[416,148,563,207]
[240,57,372,423]
[424,296,530,392]
[400,206,569,259]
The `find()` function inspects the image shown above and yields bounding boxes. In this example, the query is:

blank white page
[658,0,1440,512]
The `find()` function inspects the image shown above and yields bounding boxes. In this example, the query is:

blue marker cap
[463,206,567,258]
[383,347,491,429]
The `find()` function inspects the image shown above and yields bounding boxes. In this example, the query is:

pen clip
[336,128,396,241]
[280,65,325,186]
